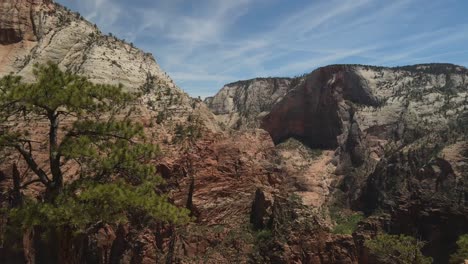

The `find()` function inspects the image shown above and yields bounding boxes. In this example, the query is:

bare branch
[20,179,43,189]
[13,144,50,185]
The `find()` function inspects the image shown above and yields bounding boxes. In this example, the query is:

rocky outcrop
[159,130,285,263]
[0,0,53,44]
[254,195,360,264]
[205,77,301,129]
[262,65,378,149]
[250,188,268,229]
[359,139,468,263]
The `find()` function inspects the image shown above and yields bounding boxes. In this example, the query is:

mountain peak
[0,0,220,130]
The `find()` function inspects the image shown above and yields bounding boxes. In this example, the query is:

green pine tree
[0,62,189,236]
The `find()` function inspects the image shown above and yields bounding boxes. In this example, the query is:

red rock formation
[165,129,282,227]
[0,0,53,44]
[261,65,377,149]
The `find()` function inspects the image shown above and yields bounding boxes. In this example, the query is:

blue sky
[56,0,468,97]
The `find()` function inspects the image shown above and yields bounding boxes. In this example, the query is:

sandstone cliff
[205,77,305,129]
[0,0,173,88]
[208,64,468,143]
[206,63,468,263]
[0,0,219,130]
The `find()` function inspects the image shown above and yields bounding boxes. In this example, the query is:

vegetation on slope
[365,234,432,264]
[450,234,468,264]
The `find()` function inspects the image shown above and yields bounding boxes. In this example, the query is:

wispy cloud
[170,71,236,82]
[78,0,122,31]
[57,0,468,97]
[369,26,468,65]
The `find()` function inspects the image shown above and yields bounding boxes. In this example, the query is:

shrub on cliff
[0,63,189,246]
[365,234,432,264]
[330,207,364,235]
[450,234,468,264]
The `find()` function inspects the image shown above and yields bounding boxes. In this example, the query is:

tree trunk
[186,175,195,215]
[165,226,176,264]
[11,164,23,207]
[47,112,63,200]
[110,225,127,264]
[33,227,58,264]
[57,227,76,264]
[1,168,26,263]
[22,229,35,264]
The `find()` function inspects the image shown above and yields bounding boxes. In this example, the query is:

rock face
[262,65,379,149]
[360,140,468,263]
[206,63,468,263]
[0,0,53,45]
[205,77,302,129]
[208,64,468,147]
[159,129,285,263]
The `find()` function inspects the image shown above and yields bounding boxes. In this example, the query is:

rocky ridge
[0,0,219,130]
[0,0,171,88]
